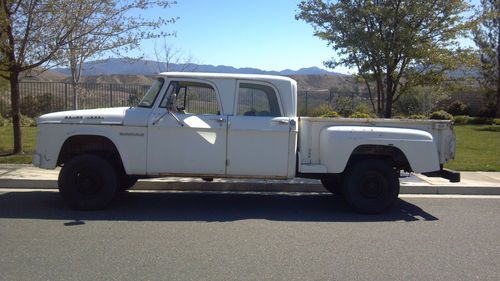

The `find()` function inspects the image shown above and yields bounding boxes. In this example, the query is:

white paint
[33,72,456,181]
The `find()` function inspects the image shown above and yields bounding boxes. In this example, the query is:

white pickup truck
[33,72,459,213]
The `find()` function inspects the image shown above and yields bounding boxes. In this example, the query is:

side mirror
[166,93,177,112]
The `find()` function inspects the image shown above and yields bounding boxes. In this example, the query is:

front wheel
[58,154,118,210]
[342,159,400,214]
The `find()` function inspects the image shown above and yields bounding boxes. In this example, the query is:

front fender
[319,126,440,173]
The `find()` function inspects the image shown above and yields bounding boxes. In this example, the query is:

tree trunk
[384,73,394,118]
[496,11,500,118]
[496,0,500,118]
[9,72,23,154]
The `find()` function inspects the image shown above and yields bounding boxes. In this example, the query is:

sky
[134,0,479,74]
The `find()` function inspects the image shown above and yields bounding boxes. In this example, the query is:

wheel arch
[57,134,126,174]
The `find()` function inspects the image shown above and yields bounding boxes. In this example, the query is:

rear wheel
[342,159,399,214]
[58,154,118,210]
[320,175,343,195]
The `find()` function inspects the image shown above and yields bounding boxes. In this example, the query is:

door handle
[271,119,289,124]
[211,117,226,123]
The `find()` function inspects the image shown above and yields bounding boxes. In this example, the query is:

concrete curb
[1,178,500,195]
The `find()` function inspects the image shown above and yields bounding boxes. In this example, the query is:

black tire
[58,154,118,210]
[342,159,400,214]
[320,175,343,195]
[118,176,139,192]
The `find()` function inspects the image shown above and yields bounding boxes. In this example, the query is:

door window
[160,81,220,115]
[237,83,281,116]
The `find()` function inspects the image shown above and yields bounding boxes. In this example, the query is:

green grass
[445,125,500,171]
[0,124,499,171]
[0,126,38,164]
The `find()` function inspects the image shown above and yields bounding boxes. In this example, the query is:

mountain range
[53,58,344,77]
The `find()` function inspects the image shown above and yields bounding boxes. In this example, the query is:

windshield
[137,78,164,108]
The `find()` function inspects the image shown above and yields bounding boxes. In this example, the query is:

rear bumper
[32,153,41,167]
[422,168,460,183]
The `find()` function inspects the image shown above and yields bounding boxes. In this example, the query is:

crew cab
[33,72,459,213]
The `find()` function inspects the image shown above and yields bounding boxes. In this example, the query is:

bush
[349,112,372,118]
[0,115,10,126]
[468,117,493,125]
[453,115,471,125]
[447,101,470,116]
[320,111,340,118]
[477,102,496,118]
[20,115,37,127]
[494,119,500,125]
[409,114,428,119]
[429,110,453,120]
[20,93,57,118]
[308,104,334,117]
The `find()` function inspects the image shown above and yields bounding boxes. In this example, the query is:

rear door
[226,81,291,178]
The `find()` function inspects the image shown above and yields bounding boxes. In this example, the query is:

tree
[1,0,94,153]
[297,0,473,117]
[0,0,175,153]
[61,1,176,86]
[153,36,199,73]
[472,0,499,118]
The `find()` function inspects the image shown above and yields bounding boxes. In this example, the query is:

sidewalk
[1,164,500,195]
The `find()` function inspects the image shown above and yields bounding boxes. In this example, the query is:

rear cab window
[236,83,282,117]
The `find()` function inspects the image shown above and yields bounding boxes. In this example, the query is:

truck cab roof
[158,72,298,117]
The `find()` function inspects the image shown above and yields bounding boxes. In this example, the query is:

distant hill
[53,58,344,77]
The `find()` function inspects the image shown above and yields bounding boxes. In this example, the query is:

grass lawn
[445,125,500,172]
[0,124,498,171]
[0,126,38,164]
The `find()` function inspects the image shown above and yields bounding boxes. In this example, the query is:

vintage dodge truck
[33,72,459,213]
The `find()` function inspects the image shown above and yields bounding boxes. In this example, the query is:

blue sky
[135,0,478,74]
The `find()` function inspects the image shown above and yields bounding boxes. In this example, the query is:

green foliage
[0,114,10,126]
[20,93,60,118]
[20,115,37,127]
[308,104,334,117]
[332,96,354,117]
[409,114,429,120]
[447,100,470,116]
[297,0,473,117]
[472,0,499,118]
[468,117,493,125]
[320,111,340,118]
[349,112,372,118]
[453,115,472,124]
[430,110,453,120]
[478,102,496,117]
[494,119,500,125]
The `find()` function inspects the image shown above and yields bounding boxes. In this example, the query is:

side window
[237,83,281,117]
[160,81,220,115]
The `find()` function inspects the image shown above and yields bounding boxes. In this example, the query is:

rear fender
[319,126,440,173]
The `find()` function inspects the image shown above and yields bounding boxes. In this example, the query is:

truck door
[226,81,291,178]
[147,80,227,176]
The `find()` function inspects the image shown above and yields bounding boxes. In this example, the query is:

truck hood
[37,107,128,125]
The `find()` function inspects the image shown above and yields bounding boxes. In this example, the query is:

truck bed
[298,117,455,170]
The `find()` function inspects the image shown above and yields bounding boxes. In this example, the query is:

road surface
[0,190,499,281]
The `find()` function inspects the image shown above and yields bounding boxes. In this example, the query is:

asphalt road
[0,190,499,281]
